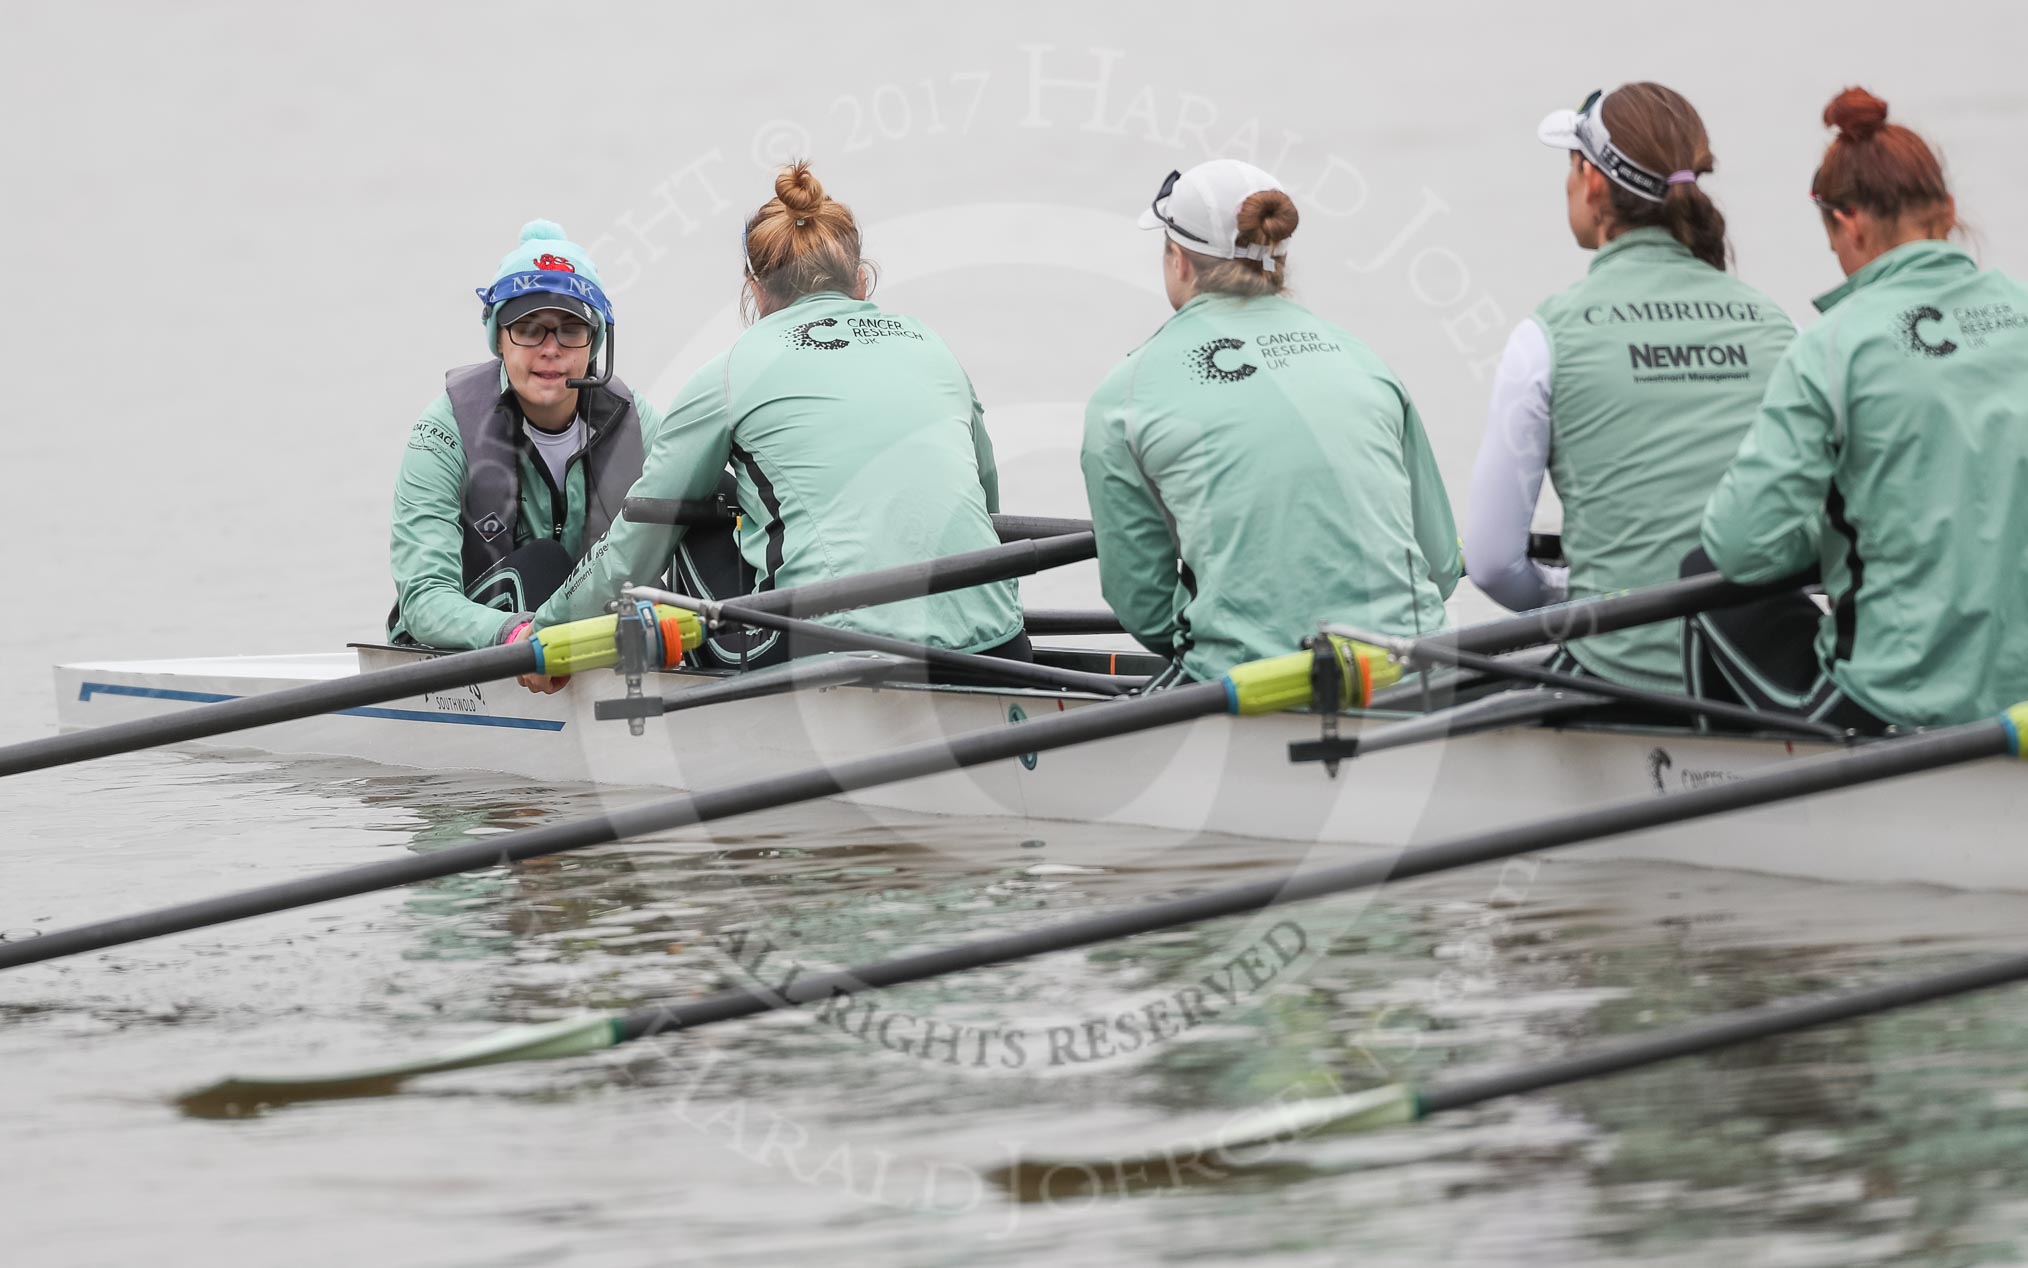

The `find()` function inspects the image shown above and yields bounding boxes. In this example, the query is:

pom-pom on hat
[476,220,615,355]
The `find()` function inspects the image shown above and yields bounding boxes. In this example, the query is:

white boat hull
[49,648,2028,891]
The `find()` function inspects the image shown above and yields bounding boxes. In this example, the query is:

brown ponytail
[1811,87,1955,237]
[1180,189,1300,297]
[1597,82,1729,271]
[741,162,872,320]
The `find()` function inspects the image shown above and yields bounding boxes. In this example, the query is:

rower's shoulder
[629,389,665,432]
[1965,267,2028,323]
[1092,310,1191,391]
[1088,340,1146,417]
[1780,282,1906,370]
[1306,312,1389,364]
[1797,263,2028,354]
[1530,272,1590,321]
[1718,272,1795,321]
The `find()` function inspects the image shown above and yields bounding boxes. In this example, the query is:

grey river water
[9,3,2028,1263]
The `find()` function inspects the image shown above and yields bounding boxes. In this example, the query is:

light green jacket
[1082,292,1459,681]
[535,293,1022,651]
[1535,227,1795,689]
[1704,241,2028,726]
[388,382,661,649]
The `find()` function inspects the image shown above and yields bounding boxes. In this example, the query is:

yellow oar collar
[1224,635,1403,717]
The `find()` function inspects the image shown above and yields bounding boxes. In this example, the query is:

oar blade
[994,1083,1420,1197]
[1196,1082,1424,1147]
[176,1014,621,1117]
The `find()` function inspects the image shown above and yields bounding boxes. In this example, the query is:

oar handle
[1437,570,1802,658]
[621,495,736,528]
[692,599,1131,696]
[1023,608,1124,636]
[727,533,1097,621]
[1527,532,1565,565]
[620,497,1093,546]
[989,515,1094,542]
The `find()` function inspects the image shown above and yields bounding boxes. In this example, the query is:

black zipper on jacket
[514,425,570,541]
[518,390,617,542]
[559,390,624,538]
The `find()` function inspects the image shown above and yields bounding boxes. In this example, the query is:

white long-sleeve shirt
[1464,319,1568,610]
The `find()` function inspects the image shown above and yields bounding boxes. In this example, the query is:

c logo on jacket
[1898,305,1959,359]
[1189,337,1257,384]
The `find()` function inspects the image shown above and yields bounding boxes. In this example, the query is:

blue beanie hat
[476,220,616,356]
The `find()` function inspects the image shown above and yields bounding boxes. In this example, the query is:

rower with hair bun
[1698,87,2028,730]
[529,162,1025,671]
[1083,159,1460,683]
[1465,84,1797,694]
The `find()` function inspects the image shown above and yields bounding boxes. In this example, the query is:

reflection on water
[11,751,2028,1262]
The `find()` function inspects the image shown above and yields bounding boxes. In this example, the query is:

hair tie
[794,217,807,227]
[1667,170,1699,185]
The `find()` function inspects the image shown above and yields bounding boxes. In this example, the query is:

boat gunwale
[327,641,1855,752]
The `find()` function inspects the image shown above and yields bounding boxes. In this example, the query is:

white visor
[1535,89,1673,203]
[1536,108,1583,151]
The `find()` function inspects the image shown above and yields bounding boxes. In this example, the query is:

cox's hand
[506,621,572,695]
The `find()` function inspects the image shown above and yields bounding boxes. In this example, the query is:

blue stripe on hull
[76,682,568,732]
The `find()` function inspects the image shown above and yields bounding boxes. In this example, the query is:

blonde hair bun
[775,161,826,216]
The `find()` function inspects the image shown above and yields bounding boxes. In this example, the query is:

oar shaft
[0,683,1228,971]
[613,717,2015,1044]
[4,643,534,779]
[722,533,1096,622]
[1422,941,2028,1117]
[1439,572,1795,658]
[673,598,1128,696]
[621,498,1094,545]
[1396,641,1846,741]
[1304,688,1608,762]
[1023,609,1125,636]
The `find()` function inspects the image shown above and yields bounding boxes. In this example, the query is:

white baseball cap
[1137,159,1292,271]
[1537,88,1686,203]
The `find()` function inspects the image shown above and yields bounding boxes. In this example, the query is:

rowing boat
[49,640,2026,892]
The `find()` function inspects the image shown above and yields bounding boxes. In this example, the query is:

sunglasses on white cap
[1148,169,1211,245]
[1142,162,1292,270]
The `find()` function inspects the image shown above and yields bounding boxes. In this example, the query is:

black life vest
[444,359,644,581]
[387,362,645,639]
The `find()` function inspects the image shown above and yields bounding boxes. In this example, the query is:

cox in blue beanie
[476,220,615,356]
